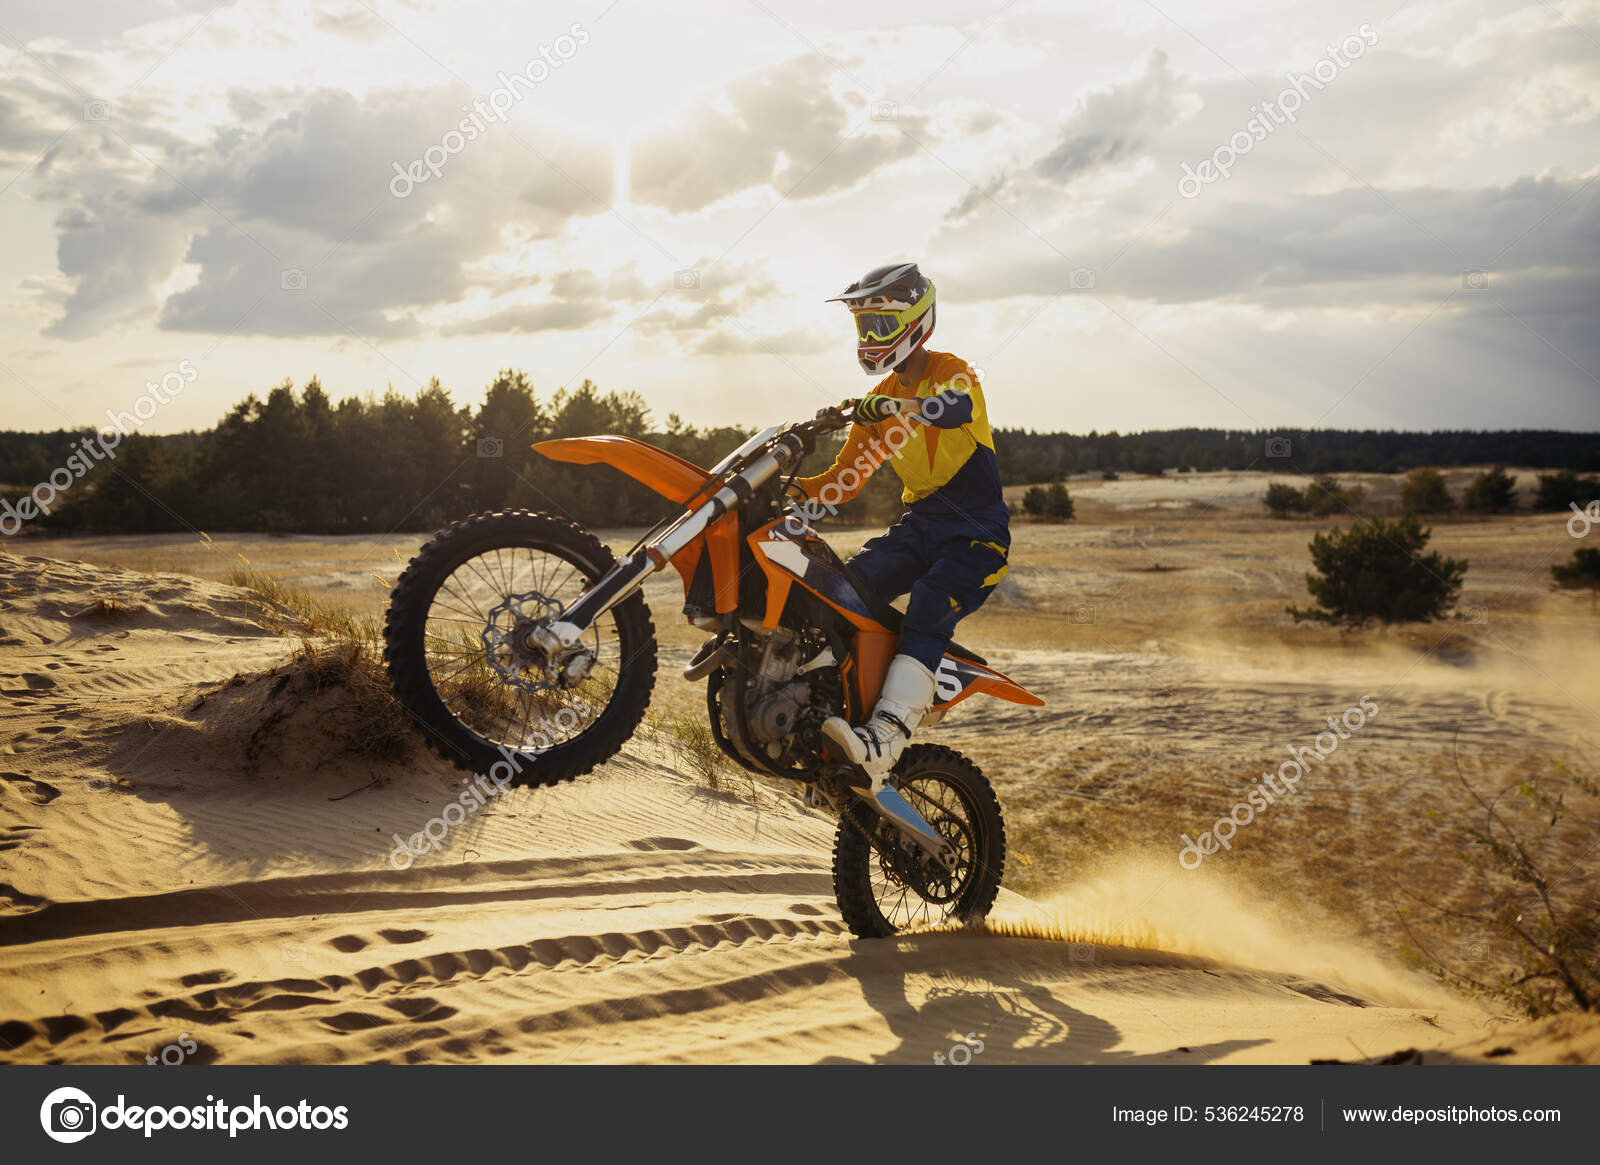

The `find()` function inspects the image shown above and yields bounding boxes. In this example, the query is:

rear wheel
[383,509,656,785]
[831,744,1005,938]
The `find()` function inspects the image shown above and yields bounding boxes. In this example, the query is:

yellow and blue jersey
[798,351,1004,518]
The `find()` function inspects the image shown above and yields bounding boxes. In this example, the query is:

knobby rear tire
[831,744,1006,939]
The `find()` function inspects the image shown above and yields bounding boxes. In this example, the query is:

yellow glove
[847,394,903,425]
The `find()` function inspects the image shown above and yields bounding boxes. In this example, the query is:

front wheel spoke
[440,576,492,623]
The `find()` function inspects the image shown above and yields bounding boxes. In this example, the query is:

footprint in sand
[328,935,369,953]
[386,997,458,1022]
[0,673,58,697]
[0,824,42,852]
[0,773,61,805]
[377,928,429,945]
[625,836,701,851]
[320,1011,392,1033]
[179,969,234,988]
[0,882,47,914]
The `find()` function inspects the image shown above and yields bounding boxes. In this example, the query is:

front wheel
[831,744,1006,938]
[383,509,656,786]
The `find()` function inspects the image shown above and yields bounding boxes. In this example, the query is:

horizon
[3,368,1599,442]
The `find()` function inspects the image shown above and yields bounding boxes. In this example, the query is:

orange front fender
[534,435,711,504]
[533,434,742,616]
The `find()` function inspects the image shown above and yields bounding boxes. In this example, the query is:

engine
[737,621,838,764]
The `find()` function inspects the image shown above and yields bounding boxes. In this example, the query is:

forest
[2,372,1596,534]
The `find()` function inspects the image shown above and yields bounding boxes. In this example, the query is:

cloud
[694,327,828,357]
[443,264,657,336]
[631,54,924,213]
[948,50,1187,220]
[442,256,787,341]
[44,201,192,339]
[950,171,1600,309]
[311,2,387,39]
[445,298,612,337]
[5,66,613,339]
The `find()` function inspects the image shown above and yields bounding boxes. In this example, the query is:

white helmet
[827,262,936,374]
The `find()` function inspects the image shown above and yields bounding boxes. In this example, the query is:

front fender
[533,435,741,617]
[533,435,711,504]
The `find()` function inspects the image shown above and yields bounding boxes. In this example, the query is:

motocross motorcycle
[382,403,1044,938]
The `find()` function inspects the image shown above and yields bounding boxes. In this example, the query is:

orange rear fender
[931,655,1044,711]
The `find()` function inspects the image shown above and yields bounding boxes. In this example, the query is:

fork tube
[553,441,797,641]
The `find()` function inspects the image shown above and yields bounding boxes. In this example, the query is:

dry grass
[224,562,411,764]
[74,595,140,620]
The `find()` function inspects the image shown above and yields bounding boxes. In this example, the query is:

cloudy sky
[1,0,1596,438]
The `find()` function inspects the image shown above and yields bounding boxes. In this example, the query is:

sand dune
[0,549,1592,1065]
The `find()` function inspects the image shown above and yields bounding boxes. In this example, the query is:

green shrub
[1462,466,1517,513]
[1551,547,1600,612]
[1533,470,1600,513]
[1022,481,1074,521]
[1302,474,1365,517]
[1288,515,1466,627]
[1263,482,1307,517]
[1401,467,1454,515]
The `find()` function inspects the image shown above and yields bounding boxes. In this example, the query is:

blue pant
[847,502,1010,670]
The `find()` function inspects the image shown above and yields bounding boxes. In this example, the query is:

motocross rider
[798,262,1010,804]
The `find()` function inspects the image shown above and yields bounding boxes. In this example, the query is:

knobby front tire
[383,509,656,786]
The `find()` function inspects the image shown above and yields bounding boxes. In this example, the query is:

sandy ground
[2,476,1597,1064]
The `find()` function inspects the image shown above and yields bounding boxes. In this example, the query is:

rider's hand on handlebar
[844,394,906,425]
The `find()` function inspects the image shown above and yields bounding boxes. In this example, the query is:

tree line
[1263,466,1600,517]
[994,426,1598,481]
[0,374,1595,535]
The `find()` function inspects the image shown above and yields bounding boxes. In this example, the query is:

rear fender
[931,654,1044,711]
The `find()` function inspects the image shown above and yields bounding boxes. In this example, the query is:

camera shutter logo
[40,1086,97,1143]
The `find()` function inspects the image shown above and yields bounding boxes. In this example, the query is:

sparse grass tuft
[1399,753,1600,1016]
[665,712,732,789]
[224,564,411,764]
[77,595,139,620]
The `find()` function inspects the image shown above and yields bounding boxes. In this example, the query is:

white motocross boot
[822,655,948,855]
[823,654,936,787]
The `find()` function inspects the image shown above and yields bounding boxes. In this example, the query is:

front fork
[527,439,799,673]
